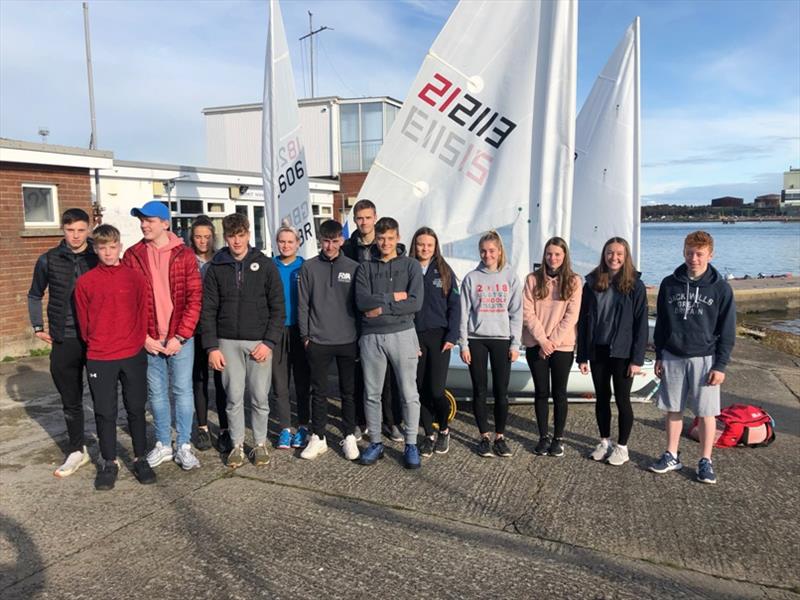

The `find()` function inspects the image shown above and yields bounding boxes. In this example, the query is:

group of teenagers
[29,198,735,491]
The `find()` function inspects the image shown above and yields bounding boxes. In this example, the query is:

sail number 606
[278,160,305,195]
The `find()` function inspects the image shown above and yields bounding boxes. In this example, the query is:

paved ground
[1,337,798,599]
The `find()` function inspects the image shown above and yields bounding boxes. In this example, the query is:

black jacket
[654,264,736,372]
[201,247,285,350]
[28,240,98,342]
[577,272,649,365]
[342,231,375,264]
[414,263,461,345]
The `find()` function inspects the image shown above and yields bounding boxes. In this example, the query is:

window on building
[22,184,59,226]
[253,205,266,250]
[340,104,360,172]
[180,199,203,214]
[339,102,399,173]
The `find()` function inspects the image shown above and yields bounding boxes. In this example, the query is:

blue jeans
[147,337,195,447]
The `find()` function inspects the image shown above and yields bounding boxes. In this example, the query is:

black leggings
[590,345,634,445]
[468,338,511,435]
[192,337,228,430]
[526,348,573,439]
[417,328,452,435]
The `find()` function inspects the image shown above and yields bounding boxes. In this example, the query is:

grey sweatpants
[219,339,272,447]
[359,328,420,444]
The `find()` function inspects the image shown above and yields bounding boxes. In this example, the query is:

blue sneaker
[277,428,292,450]
[649,451,683,474]
[696,458,717,484]
[359,442,384,466]
[403,444,421,470]
[291,427,309,448]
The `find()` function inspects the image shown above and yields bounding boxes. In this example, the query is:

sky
[1,0,798,206]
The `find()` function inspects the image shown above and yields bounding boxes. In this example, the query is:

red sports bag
[714,404,776,448]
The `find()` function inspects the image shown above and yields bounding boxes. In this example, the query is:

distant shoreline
[643,216,800,223]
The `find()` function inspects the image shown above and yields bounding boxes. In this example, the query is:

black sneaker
[419,436,434,457]
[95,459,119,491]
[133,459,157,485]
[217,430,233,454]
[196,428,213,451]
[477,437,493,457]
[534,435,551,455]
[434,430,450,454]
[547,438,565,457]
[493,437,512,458]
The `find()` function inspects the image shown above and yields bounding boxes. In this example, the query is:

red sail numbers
[399,72,518,188]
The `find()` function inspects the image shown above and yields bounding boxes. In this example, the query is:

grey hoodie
[354,243,423,335]
[459,263,523,350]
[298,251,359,345]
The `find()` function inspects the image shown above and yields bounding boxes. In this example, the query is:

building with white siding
[203,96,401,219]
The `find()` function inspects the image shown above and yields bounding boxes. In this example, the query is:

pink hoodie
[146,232,185,340]
[522,272,582,352]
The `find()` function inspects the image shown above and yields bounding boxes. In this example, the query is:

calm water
[640,221,800,285]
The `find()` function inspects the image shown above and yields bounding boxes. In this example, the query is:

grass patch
[2,356,15,363]
[29,347,51,358]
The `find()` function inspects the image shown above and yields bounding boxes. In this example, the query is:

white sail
[262,0,315,258]
[571,18,641,274]
[353,0,577,283]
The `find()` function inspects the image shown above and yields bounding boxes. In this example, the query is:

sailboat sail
[571,18,641,274]
[262,0,315,258]
[354,0,577,283]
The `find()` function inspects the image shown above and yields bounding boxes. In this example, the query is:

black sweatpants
[192,336,228,430]
[526,348,574,439]
[271,325,311,429]
[589,345,634,445]
[50,337,87,453]
[417,328,452,435]
[86,350,148,461]
[306,341,357,438]
[468,338,512,435]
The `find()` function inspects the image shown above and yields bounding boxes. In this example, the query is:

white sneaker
[340,434,359,461]
[53,446,90,478]
[300,434,328,460]
[146,441,173,468]
[606,444,629,466]
[174,443,201,470]
[589,441,612,462]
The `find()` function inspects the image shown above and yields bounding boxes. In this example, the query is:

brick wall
[333,171,368,222]
[0,162,92,357]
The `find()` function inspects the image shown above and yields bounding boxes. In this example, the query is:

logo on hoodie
[250,263,260,272]
[337,272,351,282]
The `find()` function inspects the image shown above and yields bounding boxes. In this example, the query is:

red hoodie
[74,263,148,360]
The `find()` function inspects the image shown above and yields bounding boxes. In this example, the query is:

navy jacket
[654,263,736,372]
[414,263,461,345]
[577,272,649,365]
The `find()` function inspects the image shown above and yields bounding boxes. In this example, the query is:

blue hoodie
[273,256,304,326]
[654,263,736,372]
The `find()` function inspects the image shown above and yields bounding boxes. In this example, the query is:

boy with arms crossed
[355,217,424,469]
[649,231,736,484]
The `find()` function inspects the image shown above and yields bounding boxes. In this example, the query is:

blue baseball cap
[131,200,170,220]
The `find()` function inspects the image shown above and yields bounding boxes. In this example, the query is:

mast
[633,16,641,269]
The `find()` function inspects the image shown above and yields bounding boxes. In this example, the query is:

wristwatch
[33,326,44,333]
[175,335,188,345]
